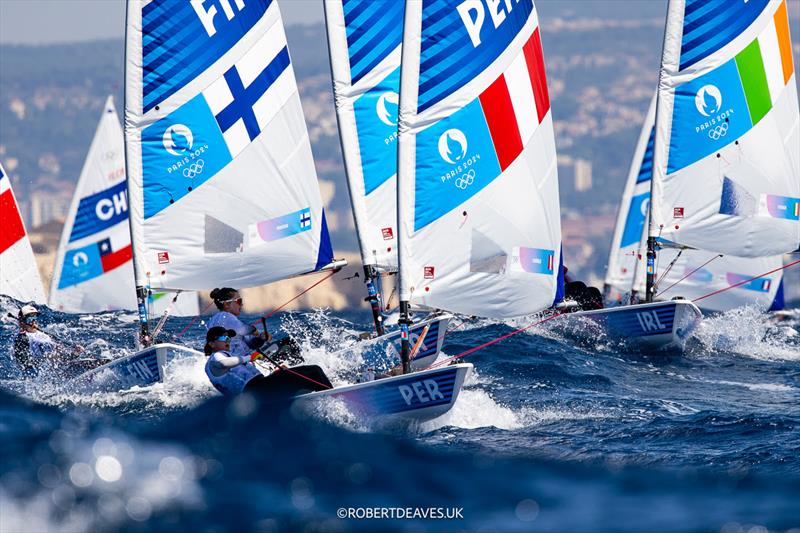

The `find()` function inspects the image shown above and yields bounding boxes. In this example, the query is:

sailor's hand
[263,331,273,343]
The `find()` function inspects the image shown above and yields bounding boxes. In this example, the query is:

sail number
[399,379,445,406]
[636,311,667,333]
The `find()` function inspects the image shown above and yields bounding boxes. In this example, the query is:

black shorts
[244,364,333,398]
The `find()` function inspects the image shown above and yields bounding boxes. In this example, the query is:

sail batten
[398,0,561,319]
[650,0,799,258]
[125,0,334,292]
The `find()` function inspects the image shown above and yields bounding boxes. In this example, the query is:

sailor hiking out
[204,326,332,397]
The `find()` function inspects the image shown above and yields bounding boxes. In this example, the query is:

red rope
[426,311,566,370]
[175,300,216,338]
[658,253,722,296]
[248,270,337,327]
[693,258,800,303]
[260,361,333,390]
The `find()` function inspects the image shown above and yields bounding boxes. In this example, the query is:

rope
[659,253,722,297]
[653,249,683,290]
[247,270,337,327]
[693,258,800,303]
[425,311,566,370]
[175,300,216,338]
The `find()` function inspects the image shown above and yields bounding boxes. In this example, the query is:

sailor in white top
[206,288,270,357]
[204,327,265,395]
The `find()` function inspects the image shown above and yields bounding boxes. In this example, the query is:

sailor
[207,287,302,364]
[12,305,86,376]
[207,288,270,357]
[204,327,264,395]
[204,326,333,397]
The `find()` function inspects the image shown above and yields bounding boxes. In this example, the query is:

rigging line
[653,249,683,290]
[693,258,800,304]
[659,253,722,297]
[254,350,333,390]
[425,311,566,370]
[151,291,181,341]
[175,300,216,339]
[248,270,337,327]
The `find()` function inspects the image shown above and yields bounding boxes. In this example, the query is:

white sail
[604,95,656,304]
[606,93,784,312]
[654,249,783,312]
[650,0,799,257]
[0,160,46,303]
[324,0,403,271]
[124,0,334,292]
[398,0,561,318]
[49,97,199,316]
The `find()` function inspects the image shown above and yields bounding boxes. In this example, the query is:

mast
[122,2,151,347]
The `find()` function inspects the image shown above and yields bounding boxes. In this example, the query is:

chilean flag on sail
[479,28,550,171]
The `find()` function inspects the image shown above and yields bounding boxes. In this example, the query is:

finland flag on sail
[203,20,295,158]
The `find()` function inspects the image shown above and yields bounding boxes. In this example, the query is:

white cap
[19,304,38,317]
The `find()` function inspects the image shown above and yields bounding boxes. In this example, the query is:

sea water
[1,298,798,532]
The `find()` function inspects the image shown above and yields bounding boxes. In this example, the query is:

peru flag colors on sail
[125,0,334,291]
[651,0,799,257]
[0,161,46,303]
[398,0,562,319]
[325,0,404,271]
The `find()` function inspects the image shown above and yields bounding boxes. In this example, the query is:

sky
[0,0,325,45]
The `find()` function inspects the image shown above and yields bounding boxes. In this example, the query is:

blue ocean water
[1,297,798,532]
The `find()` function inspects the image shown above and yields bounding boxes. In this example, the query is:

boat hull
[564,300,702,352]
[60,343,201,394]
[298,363,472,422]
[352,314,451,371]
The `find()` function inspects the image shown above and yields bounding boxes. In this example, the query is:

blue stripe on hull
[329,366,459,415]
[584,304,676,338]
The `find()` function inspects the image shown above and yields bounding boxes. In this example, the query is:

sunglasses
[221,297,243,305]
[213,335,231,342]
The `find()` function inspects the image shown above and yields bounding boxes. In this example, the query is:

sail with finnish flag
[124,0,335,305]
[0,160,45,303]
[397,0,562,318]
[604,93,784,312]
[649,0,799,258]
[324,0,403,272]
[49,97,199,315]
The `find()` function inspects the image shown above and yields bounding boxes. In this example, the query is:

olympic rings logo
[182,159,205,179]
[454,169,476,190]
[707,122,728,140]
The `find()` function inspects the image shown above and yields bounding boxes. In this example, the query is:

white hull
[59,343,201,394]
[353,314,451,371]
[562,300,702,352]
[298,363,472,423]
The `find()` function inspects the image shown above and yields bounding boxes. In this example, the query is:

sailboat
[0,159,46,304]
[49,96,199,316]
[604,94,786,314]
[323,0,451,370]
[388,0,564,365]
[566,0,799,351]
[105,0,470,420]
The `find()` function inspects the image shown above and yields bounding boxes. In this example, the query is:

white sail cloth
[0,161,45,303]
[398,0,561,318]
[49,97,198,315]
[650,0,799,257]
[124,0,334,292]
[605,93,784,312]
[325,0,403,271]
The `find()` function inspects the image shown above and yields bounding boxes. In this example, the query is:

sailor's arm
[208,352,261,376]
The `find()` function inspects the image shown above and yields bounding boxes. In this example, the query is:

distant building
[574,159,593,192]
[29,190,70,228]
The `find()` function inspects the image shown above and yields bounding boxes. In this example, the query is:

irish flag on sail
[651,0,799,257]
[398,0,561,318]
